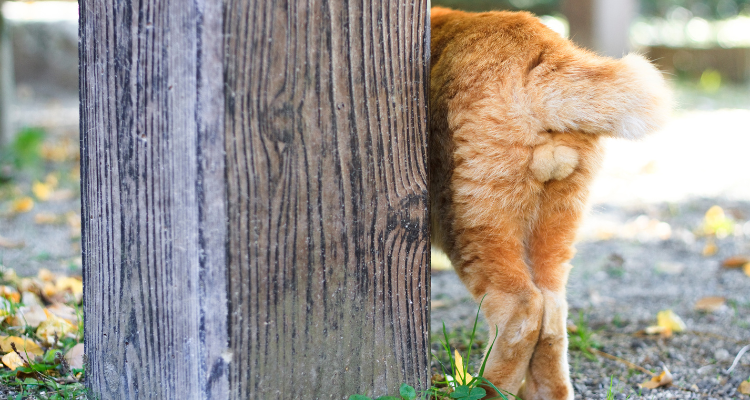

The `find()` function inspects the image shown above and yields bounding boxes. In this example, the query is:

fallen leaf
[744,263,750,278]
[37,269,55,282]
[0,236,24,249]
[10,304,48,328]
[740,380,750,395]
[56,277,83,303]
[639,368,673,389]
[10,197,34,214]
[34,212,61,225]
[0,286,20,303]
[694,296,726,312]
[703,205,734,238]
[452,349,474,386]
[657,310,686,333]
[722,256,750,268]
[0,336,43,356]
[32,181,53,201]
[656,262,684,275]
[65,343,84,370]
[47,302,79,325]
[703,242,718,257]
[48,189,74,202]
[36,309,77,346]
[644,325,670,337]
[1,352,25,370]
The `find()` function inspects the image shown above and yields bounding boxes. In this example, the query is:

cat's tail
[524,52,672,140]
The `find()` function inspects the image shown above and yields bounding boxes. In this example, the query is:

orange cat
[430,8,671,400]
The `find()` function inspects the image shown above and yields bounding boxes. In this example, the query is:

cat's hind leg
[520,134,602,400]
[449,183,544,396]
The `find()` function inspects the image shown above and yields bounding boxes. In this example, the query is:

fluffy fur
[429,8,671,400]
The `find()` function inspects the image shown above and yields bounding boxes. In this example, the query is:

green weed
[0,128,47,181]
[350,296,514,400]
[568,311,601,361]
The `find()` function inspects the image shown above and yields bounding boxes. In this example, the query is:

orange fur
[429,8,671,399]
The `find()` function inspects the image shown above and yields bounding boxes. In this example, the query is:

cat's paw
[530,143,579,182]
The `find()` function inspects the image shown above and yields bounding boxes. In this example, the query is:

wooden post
[80,0,430,398]
[79,0,229,397]
[223,1,430,397]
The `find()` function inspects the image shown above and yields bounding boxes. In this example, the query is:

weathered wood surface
[223,0,431,398]
[79,0,228,397]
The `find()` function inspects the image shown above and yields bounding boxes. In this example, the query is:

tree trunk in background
[562,0,637,58]
[223,0,430,398]
[0,3,13,146]
[80,0,430,398]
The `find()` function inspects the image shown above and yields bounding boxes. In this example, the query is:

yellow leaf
[0,336,44,356]
[10,197,34,214]
[740,380,750,395]
[431,248,453,271]
[56,277,83,298]
[453,349,473,385]
[36,309,76,346]
[1,352,25,371]
[657,310,686,333]
[639,368,673,389]
[744,263,750,278]
[702,206,734,238]
[32,181,52,201]
[693,296,725,312]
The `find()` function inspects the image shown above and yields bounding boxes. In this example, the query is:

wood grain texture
[79,0,228,398]
[223,0,431,398]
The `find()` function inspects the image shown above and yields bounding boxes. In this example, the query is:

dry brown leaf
[0,336,43,356]
[48,189,75,202]
[639,368,673,389]
[694,296,726,312]
[11,304,48,328]
[47,302,79,325]
[1,352,25,371]
[0,236,24,249]
[34,212,61,225]
[36,309,77,346]
[65,343,84,370]
[722,256,750,268]
[739,380,750,395]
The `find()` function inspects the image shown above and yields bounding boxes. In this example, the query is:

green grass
[567,311,601,361]
[350,297,514,400]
